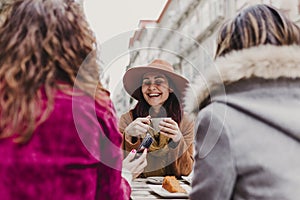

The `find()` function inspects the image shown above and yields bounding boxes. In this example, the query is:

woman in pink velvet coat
[0,0,146,199]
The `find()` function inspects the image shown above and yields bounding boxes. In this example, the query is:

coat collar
[184,45,300,117]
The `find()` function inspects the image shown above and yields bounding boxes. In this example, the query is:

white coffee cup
[150,117,171,132]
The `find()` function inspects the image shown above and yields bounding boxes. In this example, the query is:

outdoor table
[130,177,190,200]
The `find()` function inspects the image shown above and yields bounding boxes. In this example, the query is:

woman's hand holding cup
[124,116,151,138]
[158,118,182,143]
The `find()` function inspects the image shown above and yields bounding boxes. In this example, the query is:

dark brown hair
[0,0,107,143]
[216,4,300,58]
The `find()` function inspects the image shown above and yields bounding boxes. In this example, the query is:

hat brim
[123,66,189,102]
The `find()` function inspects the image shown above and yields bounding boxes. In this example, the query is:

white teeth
[149,94,159,97]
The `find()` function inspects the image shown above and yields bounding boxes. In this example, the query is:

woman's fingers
[132,149,147,178]
[135,149,147,167]
[137,121,149,130]
[162,118,176,125]
[139,148,147,160]
[134,161,147,176]
[160,131,181,143]
[160,131,175,138]
[159,119,176,129]
[159,126,176,135]
[126,149,137,161]
[139,117,151,125]
[126,118,150,136]
[134,124,148,134]
[123,149,136,163]
[158,119,182,142]
[159,120,178,134]
[131,117,151,135]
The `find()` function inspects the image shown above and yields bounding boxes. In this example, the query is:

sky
[84,0,168,94]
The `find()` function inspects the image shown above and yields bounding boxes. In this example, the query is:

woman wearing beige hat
[119,59,194,177]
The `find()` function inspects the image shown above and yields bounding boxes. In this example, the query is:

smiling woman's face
[141,72,170,109]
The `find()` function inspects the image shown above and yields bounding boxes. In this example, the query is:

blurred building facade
[113,0,300,115]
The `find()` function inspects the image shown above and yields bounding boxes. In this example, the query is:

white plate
[148,184,191,198]
[181,175,192,184]
[146,176,165,185]
[146,176,186,185]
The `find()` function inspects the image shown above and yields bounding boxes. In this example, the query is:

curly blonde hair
[0,0,107,143]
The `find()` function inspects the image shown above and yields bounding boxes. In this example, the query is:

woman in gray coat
[185,4,300,200]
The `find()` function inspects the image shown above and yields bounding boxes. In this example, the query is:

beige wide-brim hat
[123,59,189,101]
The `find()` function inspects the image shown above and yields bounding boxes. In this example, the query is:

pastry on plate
[162,176,187,193]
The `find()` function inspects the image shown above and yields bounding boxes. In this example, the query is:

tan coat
[119,111,194,177]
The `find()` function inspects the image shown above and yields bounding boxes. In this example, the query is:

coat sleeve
[167,114,195,177]
[93,101,131,200]
[189,105,236,200]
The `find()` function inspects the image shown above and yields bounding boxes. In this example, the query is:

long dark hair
[131,80,183,125]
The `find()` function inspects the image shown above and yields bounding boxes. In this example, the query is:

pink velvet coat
[0,88,130,200]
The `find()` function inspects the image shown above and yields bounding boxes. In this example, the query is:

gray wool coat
[184,45,300,200]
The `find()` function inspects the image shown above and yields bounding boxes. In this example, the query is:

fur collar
[184,45,300,117]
